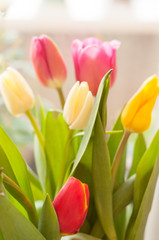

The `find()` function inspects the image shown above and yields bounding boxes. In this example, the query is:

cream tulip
[63,81,93,130]
[0,67,34,116]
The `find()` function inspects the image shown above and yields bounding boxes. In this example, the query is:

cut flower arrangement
[0,35,159,240]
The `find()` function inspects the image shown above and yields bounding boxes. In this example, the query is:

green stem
[57,87,65,109]
[2,173,38,227]
[55,129,74,196]
[90,219,105,239]
[111,131,130,188]
[26,110,45,153]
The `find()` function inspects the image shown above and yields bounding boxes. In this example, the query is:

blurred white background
[1,0,159,238]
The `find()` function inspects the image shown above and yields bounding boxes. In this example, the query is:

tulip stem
[111,130,130,189]
[2,172,38,227]
[57,88,65,109]
[26,110,45,153]
[55,129,74,196]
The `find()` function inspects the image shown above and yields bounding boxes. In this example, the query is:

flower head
[31,35,67,88]
[53,177,89,235]
[121,75,159,133]
[72,37,120,95]
[63,81,93,130]
[0,67,34,116]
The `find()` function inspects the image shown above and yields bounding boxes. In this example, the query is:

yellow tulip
[63,81,93,130]
[0,67,34,116]
[121,75,159,133]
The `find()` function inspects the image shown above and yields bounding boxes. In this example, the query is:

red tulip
[72,37,120,95]
[31,35,67,88]
[53,177,89,235]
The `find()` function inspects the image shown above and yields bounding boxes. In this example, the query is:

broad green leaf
[115,210,126,240]
[133,130,159,215]
[27,166,45,200]
[62,233,101,240]
[45,112,69,185]
[126,130,159,238]
[113,175,135,218]
[107,113,124,163]
[126,158,159,240]
[0,193,46,240]
[92,113,117,240]
[34,135,47,192]
[0,145,18,184]
[70,70,112,175]
[0,126,34,205]
[38,194,60,240]
[0,228,4,240]
[128,134,146,178]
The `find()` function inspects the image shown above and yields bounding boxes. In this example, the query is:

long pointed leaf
[38,194,60,240]
[92,113,117,240]
[0,192,45,240]
[0,126,34,205]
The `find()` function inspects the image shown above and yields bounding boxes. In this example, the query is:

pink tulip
[53,177,89,235]
[72,37,120,95]
[31,35,67,88]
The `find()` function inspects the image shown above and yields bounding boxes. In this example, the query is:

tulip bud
[121,75,159,133]
[72,37,120,96]
[63,81,93,130]
[53,177,89,235]
[0,67,34,116]
[31,35,67,88]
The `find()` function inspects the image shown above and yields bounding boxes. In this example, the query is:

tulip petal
[42,35,67,88]
[63,82,80,124]
[0,68,34,115]
[70,91,93,130]
[121,76,158,128]
[53,177,89,234]
[121,75,159,133]
[78,45,110,95]
[72,40,83,81]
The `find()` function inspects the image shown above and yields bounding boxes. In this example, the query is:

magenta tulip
[53,177,89,235]
[31,35,67,88]
[72,37,120,95]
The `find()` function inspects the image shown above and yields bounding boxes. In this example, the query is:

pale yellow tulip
[63,81,93,130]
[0,67,34,116]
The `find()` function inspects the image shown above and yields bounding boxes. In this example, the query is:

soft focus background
[1,0,159,238]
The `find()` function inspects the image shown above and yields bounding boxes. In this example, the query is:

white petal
[70,91,93,130]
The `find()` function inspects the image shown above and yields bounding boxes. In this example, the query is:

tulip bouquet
[0,35,159,240]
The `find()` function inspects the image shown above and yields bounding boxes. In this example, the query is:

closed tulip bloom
[53,177,89,235]
[63,81,93,130]
[72,37,120,96]
[0,67,34,116]
[31,35,67,88]
[121,75,159,133]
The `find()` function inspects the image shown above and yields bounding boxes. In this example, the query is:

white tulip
[63,81,93,130]
[0,67,34,116]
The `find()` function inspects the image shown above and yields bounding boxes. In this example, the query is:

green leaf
[62,233,101,240]
[128,134,146,178]
[107,113,124,163]
[27,166,45,201]
[126,158,159,240]
[0,126,34,205]
[70,70,112,175]
[38,194,60,240]
[126,130,159,238]
[113,175,135,218]
[92,113,117,240]
[34,135,47,192]
[45,112,69,185]
[0,228,4,240]
[0,193,46,240]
